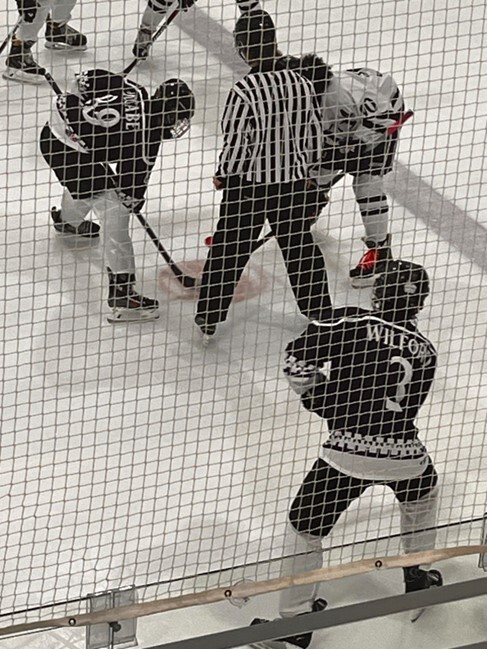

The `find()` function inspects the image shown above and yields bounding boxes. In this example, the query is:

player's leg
[3,0,49,84]
[133,0,171,59]
[349,173,393,287]
[250,459,369,649]
[195,180,265,339]
[389,458,442,621]
[45,0,87,51]
[91,190,159,323]
[133,0,195,59]
[39,124,103,237]
[349,135,398,287]
[268,180,331,320]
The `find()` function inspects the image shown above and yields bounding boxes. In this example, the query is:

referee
[195,10,331,341]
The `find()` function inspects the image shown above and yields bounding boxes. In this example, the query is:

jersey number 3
[386,356,413,413]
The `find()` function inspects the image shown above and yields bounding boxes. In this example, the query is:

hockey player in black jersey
[39,68,195,322]
[251,261,442,648]
[132,0,262,60]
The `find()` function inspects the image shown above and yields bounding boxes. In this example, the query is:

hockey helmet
[154,79,195,138]
[298,54,334,95]
[233,10,277,62]
[372,260,430,321]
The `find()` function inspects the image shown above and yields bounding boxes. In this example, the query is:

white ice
[0,0,486,646]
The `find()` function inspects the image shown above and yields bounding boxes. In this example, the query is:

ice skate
[194,315,217,346]
[404,566,443,622]
[45,20,87,50]
[350,235,393,288]
[132,25,155,60]
[51,208,100,238]
[2,40,46,84]
[249,598,327,649]
[107,271,159,323]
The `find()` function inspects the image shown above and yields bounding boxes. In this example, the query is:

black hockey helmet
[372,260,430,321]
[234,10,277,62]
[278,53,333,95]
[298,54,334,95]
[153,79,195,138]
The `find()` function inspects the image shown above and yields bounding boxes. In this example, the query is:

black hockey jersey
[284,307,437,438]
[52,71,173,205]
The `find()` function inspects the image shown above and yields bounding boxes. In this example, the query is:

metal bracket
[479,513,487,571]
[86,586,138,649]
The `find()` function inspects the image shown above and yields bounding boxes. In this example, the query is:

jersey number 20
[82,102,121,129]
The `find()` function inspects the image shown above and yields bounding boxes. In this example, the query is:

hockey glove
[117,191,145,214]
[178,0,197,10]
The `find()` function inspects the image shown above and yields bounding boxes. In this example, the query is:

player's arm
[284,307,364,395]
[115,115,162,212]
[115,147,155,212]
[284,319,335,396]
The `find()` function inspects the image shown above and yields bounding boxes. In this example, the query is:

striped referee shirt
[216,64,323,185]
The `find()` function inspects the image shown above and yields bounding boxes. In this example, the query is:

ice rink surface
[0,0,486,646]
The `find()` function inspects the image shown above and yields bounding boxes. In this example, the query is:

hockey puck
[204,236,213,247]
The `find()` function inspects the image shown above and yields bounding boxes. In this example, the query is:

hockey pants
[278,457,439,617]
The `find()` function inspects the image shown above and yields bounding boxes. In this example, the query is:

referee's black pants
[196,178,331,325]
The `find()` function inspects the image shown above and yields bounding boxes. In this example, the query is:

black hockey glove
[117,191,145,214]
[178,0,197,10]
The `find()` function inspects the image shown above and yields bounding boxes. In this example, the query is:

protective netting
[0,0,486,634]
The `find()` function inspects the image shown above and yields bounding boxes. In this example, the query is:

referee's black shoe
[195,315,217,345]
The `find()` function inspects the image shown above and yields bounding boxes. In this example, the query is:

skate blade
[107,308,159,324]
[410,607,426,623]
[44,42,88,51]
[2,69,45,84]
[249,641,286,649]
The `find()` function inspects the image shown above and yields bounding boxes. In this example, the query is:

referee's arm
[214,87,252,185]
[306,92,325,176]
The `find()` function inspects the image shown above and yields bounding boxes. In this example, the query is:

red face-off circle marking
[157,259,270,303]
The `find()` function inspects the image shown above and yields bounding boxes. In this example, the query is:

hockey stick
[133,211,198,288]
[43,70,199,289]
[122,7,181,76]
[0,16,21,56]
